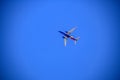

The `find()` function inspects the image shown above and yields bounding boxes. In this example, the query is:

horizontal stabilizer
[76,37,80,41]
[74,37,80,45]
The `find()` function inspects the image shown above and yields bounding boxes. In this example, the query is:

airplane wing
[66,27,77,35]
[64,37,67,46]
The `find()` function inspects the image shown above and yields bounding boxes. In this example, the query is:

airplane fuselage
[58,31,77,41]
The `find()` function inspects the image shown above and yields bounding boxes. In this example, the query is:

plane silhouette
[59,27,80,46]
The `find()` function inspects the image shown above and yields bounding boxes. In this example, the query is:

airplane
[58,27,80,46]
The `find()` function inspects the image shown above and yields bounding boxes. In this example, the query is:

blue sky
[1,0,120,80]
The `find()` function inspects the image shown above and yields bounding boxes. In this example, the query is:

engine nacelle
[62,36,65,38]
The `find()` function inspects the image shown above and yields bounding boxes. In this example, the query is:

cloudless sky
[1,0,120,80]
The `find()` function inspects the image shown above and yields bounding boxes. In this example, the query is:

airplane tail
[74,37,80,45]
